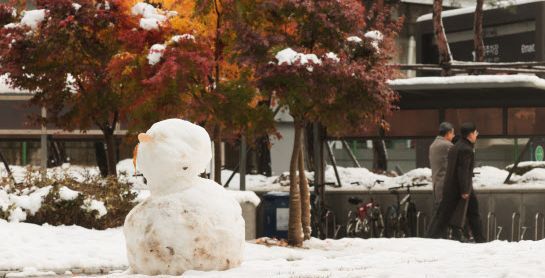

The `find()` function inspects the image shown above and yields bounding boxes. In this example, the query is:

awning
[389,75,545,109]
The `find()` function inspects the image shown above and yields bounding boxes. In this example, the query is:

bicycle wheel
[406,202,418,237]
[346,212,357,237]
[355,218,373,239]
[384,206,398,238]
[371,208,385,238]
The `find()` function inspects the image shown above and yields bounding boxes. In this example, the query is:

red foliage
[237,1,403,134]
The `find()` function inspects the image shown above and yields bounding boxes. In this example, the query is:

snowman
[124,119,245,275]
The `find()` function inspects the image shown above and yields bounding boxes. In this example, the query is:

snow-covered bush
[0,168,137,229]
[505,161,545,176]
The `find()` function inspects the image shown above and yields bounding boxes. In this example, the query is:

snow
[521,168,545,183]
[72,3,82,12]
[20,9,46,30]
[171,34,196,43]
[8,207,27,222]
[275,48,298,65]
[225,190,261,207]
[65,73,77,94]
[4,222,545,277]
[417,0,545,22]
[5,267,56,277]
[274,48,321,66]
[364,30,383,41]
[325,52,340,62]
[58,186,79,201]
[347,36,362,43]
[10,186,52,216]
[0,220,126,272]
[388,74,545,89]
[3,23,19,29]
[472,166,516,187]
[401,0,477,7]
[147,44,166,65]
[131,2,175,30]
[221,169,278,191]
[0,74,27,93]
[507,161,545,169]
[81,199,107,218]
[131,3,167,21]
[364,30,383,51]
[139,18,161,30]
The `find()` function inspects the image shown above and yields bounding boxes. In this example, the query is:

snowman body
[124,119,244,275]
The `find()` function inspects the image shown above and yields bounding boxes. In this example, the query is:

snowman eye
[182,166,188,170]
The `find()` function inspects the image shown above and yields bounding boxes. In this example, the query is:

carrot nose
[133,144,139,171]
[138,133,153,143]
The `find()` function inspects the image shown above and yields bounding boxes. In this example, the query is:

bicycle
[345,179,385,239]
[385,181,427,238]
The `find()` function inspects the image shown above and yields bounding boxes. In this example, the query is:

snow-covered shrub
[0,168,137,229]
[505,161,545,176]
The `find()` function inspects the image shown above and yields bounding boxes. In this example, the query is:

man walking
[427,122,485,243]
[429,122,455,210]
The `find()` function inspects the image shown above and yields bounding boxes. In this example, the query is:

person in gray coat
[427,122,485,243]
[429,122,455,209]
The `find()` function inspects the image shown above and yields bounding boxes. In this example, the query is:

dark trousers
[427,191,485,242]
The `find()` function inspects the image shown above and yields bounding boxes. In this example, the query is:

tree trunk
[104,129,117,177]
[299,136,311,240]
[433,0,453,76]
[473,0,485,63]
[257,135,272,176]
[372,139,388,172]
[95,141,108,177]
[288,120,304,246]
[214,124,222,184]
[212,0,223,183]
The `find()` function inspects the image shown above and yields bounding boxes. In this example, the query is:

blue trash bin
[262,192,290,239]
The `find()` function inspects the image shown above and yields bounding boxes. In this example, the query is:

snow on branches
[131,2,177,30]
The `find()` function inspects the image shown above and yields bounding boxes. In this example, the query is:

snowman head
[136,119,211,184]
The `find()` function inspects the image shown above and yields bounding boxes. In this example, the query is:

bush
[0,167,138,229]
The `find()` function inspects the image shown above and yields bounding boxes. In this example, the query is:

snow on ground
[0,220,126,272]
[3,221,545,277]
[5,159,545,194]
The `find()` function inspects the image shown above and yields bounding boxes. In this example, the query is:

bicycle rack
[487,212,497,242]
[416,211,428,237]
[511,212,521,242]
[521,226,529,241]
[535,213,545,241]
[325,210,336,238]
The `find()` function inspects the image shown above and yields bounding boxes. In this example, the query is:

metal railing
[325,210,338,239]
[416,211,428,237]
[487,212,497,242]
[511,212,521,242]
[535,213,545,241]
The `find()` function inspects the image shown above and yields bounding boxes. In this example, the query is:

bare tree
[432,0,453,75]
[474,0,485,63]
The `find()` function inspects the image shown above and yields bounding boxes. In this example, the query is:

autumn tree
[0,0,171,176]
[113,0,277,183]
[234,1,402,246]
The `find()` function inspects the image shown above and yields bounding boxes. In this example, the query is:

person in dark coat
[427,122,485,243]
